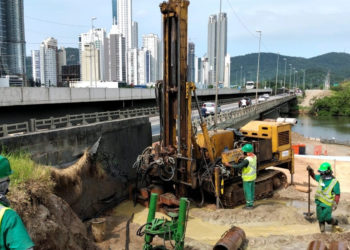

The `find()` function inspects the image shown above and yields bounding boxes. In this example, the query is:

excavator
[133,0,294,209]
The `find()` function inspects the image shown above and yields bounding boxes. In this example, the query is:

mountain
[230,52,350,88]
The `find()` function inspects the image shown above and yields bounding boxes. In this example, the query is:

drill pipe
[307,240,328,250]
[213,226,246,250]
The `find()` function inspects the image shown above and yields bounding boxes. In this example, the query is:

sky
[24,0,350,58]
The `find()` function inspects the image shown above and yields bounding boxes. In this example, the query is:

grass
[1,151,53,189]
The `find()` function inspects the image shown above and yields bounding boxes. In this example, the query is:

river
[292,114,350,143]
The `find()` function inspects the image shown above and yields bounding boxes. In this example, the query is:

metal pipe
[307,240,327,250]
[213,226,246,250]
[176,197,188,248]
[215,167,220,209]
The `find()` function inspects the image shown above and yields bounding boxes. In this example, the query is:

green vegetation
[1,151,53,188]
[310,81,350,116]
[230,52,350,89]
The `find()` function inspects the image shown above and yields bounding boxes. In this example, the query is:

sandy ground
[300,90,332,107]
[95,134,350,250]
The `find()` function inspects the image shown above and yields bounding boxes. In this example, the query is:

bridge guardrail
[0,95,295,138]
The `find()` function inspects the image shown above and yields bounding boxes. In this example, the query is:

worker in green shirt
[0,155,34,249]
[232,144,257,210]
[307,162,342,233]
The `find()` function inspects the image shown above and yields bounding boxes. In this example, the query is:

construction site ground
[95,133,350,250]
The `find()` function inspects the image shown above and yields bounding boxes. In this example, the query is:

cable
[25,16,89,28]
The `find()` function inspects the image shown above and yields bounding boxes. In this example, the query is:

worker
[0,155,34,249]
[307,163,342,233]
[232,144,257,209]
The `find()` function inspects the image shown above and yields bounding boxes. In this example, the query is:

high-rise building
[112,0,117,25]
[137,48,150,85]
[127,48,138,84]
[81,44,100,83]
[65,48,80,65]
[0,0,26,84]
[187,42,195,82]
[31,50,40,83]
[142,34,160,83]
[58,47,67,85]
[117,0,132,50]
[131,21,138,49]
[194,56,199,84]
[40,37,58,87]
[79,28,107,81]
[25,56,32,82]
[108,27,126,82]
[207,13,227,85]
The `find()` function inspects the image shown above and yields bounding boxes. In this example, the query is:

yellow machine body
[196,130,234,159]
[240,120,292,161]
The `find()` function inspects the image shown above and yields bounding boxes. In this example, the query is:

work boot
[332,225,344,233]
[319,222,325,233]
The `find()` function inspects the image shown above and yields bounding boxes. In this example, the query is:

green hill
[230,52,350,89]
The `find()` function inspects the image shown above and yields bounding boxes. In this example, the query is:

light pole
[275,52,279,96]
[90,17,97,88]
[283,58,287,93]
[240,65,243,86]
[214,0,222,128]
[256,30,262,106]
[303,69,306,90]
[293,69,297,89]
[289,64,292,91]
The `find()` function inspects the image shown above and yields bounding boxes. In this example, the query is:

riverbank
[292,131,350,156]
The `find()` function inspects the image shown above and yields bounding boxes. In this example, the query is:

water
[292,115,350,142]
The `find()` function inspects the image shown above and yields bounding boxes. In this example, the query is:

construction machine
[134,0,294,209]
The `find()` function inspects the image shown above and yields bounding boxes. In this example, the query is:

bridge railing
[192,95,296,131]
[0,95,295,138]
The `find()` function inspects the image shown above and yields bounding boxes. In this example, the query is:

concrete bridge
[0,87,271,124]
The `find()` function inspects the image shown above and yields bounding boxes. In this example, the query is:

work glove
[306,166,314,174]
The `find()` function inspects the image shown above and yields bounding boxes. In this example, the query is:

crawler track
[222,169,287,208]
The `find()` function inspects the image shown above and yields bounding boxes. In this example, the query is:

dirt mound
[9,181,96,250]
[300,90,332,107]
[51,151,106,206]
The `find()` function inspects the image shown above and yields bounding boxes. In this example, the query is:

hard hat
[318,162,332,172]
[0,156,12,179]
[242,144,253,153]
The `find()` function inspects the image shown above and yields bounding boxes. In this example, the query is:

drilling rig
[134,0,294,208]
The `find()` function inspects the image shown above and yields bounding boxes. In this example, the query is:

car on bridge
[201,102,221,117]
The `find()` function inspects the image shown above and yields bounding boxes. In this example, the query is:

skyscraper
[112,0,117,25]
[187,42,195,82]
[108,26,126,82]
[207,13,227,85]
[117,0,132,50]
[40,37,58,87]
[131,21,138,49]
[0,0,26,83]
[142,34,160,83]
[31,50,40,83]
[79,28,107,82]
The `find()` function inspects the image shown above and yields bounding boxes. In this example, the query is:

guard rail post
[107,111,112,121]
[50,117,56,129]
[95,112,100,122]
[29,119,36,132]
[67,115,72,127]
[82,114,88,125]
[2,124,8,137]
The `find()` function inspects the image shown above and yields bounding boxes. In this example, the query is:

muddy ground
[94,134,350,250]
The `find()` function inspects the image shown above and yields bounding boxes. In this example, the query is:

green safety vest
[242,155,257,182]
[315,178,338,207]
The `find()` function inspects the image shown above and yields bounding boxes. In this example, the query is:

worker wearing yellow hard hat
[232,144,257,209]
[307,162,342,233]
[0,155,34,249]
